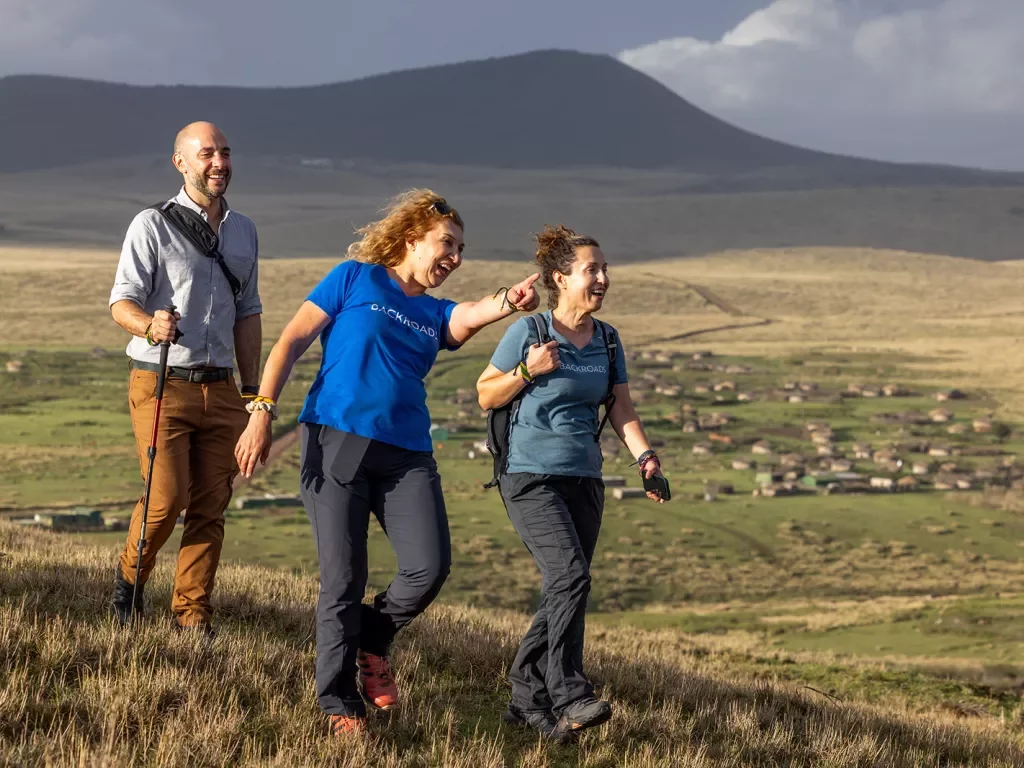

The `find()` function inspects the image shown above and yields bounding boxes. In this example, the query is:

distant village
[447,348,1012,503]
[10,347,1014,530]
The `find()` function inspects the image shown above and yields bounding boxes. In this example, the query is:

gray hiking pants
[300,424,451,716]
[499,472,604,715]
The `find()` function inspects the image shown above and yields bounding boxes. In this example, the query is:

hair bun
[534,225,576,264]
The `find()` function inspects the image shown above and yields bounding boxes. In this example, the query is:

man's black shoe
[110,566,144,625]
[552,697,613,741]
[503,703,567,743]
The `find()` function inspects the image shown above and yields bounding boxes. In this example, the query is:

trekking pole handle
[161,302,183,345]
[161,304,177,343]
[153,304,175,401]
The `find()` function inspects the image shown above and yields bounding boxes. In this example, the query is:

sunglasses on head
[429,200,454,217]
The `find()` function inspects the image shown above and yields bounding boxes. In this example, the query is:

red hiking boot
[357,650,399,710]
[329,714,367,736]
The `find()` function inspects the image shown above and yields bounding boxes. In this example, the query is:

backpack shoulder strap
[595,319,619,390]
[149,201,243,298]
[593,319,619,442]
[508,315,548,447]
[483,315,546,490]
[527,313,551,346]
[149,201,219,256]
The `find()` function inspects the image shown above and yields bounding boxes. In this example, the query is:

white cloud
[722,0,841,47]
[619,0,1024,170]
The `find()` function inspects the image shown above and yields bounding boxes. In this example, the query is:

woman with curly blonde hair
[235,189,540,736]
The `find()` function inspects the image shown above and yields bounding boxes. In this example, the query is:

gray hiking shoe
[552,697,613,741]
[503,703,566,743]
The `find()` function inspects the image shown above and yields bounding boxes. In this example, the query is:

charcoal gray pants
[300,424,451,716]
[499,472,604,715]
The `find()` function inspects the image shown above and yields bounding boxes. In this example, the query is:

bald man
[108,122,263,634]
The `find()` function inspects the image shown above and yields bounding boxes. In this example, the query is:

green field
[4,343,1024,684]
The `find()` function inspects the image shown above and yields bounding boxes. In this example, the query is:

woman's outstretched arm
[234,301,330,477]
[446,273,540,346]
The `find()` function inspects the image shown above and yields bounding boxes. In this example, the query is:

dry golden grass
[3,521,1024,767]
[639,594,981,634]
[643,249,1024,417]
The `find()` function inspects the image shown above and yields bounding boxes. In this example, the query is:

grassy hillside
[5,245,1024,764]
[3,521,1024,767]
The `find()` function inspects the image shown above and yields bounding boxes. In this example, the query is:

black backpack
[483,314,619,489]
[149,200,242,297]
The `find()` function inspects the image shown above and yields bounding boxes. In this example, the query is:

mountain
[0,50,1019,184]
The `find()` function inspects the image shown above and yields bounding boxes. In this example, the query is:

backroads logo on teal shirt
[370,303,439,339]
[562,363,607,374]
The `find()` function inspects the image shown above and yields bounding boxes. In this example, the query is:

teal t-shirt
[490,311,628,478]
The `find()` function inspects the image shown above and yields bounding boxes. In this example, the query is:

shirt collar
[174,186,231,225]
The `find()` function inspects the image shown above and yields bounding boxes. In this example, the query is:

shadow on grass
[3,526,1024,766]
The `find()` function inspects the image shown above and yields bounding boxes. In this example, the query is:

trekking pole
[132,303,176,612]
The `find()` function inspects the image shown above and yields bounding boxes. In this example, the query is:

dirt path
[675,512,779,564]
[638,273,752,318]
[682,282,749,318]
[635,274,773,347]
[648,318,773,346]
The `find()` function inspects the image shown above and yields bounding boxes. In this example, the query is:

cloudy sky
[2,0,1020,170]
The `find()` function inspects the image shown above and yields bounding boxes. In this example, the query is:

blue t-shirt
[298,260,459,452]
[490,311,628,478]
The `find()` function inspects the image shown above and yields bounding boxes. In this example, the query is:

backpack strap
[149,201,243,298]
[527,313,551,347]
[514,313,546,423]
[593,319,619,442]
[482,315,546,489]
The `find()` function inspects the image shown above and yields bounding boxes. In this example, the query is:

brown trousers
[119,369,248,626]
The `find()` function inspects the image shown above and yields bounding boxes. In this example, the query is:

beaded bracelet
[493,286,521,313]
[631,449,660,471]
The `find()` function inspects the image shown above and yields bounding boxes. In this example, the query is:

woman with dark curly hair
[476,225,667,743]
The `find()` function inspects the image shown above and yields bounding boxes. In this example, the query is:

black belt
[130,359,232,383]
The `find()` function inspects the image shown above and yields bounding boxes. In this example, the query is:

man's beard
[188,167,230,199]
